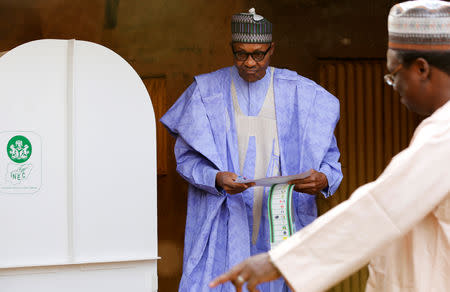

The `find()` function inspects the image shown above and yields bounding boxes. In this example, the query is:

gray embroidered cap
[231,8,272,43]
[388,0,450,51]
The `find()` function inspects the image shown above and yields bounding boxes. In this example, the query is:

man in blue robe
[161,8,342,292]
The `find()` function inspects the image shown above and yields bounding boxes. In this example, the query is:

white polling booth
[0,39,158,291]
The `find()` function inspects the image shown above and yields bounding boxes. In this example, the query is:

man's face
[386,49,430,116]
[232,42,274,82]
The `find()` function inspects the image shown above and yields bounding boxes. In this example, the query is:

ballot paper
[235,169,313,187]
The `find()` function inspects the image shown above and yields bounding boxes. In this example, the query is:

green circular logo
[7,135,32,163]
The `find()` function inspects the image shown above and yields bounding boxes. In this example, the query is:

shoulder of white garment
[410,100,450,145]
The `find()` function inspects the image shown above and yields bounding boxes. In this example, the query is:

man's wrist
[215,171,223,192]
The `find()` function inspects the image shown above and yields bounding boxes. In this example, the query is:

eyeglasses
[384,64,403,86]
[232,45,272,62]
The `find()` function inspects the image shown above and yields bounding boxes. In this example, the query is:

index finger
[209,264,243,288]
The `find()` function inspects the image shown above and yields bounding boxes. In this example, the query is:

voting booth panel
[0,40,158,291]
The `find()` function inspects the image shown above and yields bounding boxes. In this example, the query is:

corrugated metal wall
[316,60,421,292]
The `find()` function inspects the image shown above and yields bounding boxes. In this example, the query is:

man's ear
[415,57,431,80]
[269,42,275,56]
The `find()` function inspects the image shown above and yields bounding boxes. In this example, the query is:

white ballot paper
[235,169,313,187]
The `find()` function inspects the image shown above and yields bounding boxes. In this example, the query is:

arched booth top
[0,40,158,291]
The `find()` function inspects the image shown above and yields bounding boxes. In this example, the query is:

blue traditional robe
[161,66,343,291]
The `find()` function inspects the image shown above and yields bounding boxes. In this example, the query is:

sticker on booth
[0,132,41,194]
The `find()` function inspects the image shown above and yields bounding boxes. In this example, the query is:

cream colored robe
[270,100,450,292]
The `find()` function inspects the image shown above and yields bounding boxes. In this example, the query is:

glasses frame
[384,64,403,86]
[232,44,272,62]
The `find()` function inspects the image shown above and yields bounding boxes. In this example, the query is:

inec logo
[7,135,32,163]
[0,132,41,194]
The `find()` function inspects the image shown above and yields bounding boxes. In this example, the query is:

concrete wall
[0,0,401,290]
